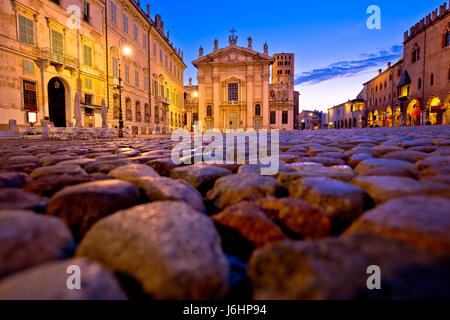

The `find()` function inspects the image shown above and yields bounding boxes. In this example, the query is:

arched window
[125,98,132,121]
[154,106,159,124]
[412,44,420,63]
[206,105,212,117]
[113,94,119,119]
[135,101,141,122]
[255,104,261,116]
[144,103,150,123]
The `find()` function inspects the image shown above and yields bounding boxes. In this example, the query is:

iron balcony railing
[40,48,77,69]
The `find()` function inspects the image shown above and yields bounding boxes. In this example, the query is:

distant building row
[328,2,450,129]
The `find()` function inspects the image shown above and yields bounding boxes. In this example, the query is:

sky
[142,0,446,112]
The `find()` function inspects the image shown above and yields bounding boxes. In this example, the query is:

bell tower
[272,53,295,85]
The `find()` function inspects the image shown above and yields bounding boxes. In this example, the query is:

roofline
[192,45,274,68]
[362,59,404,85]
[126,0,186,67]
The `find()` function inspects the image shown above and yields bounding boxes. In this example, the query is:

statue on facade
[189,78,192,86]
[263,42,268,54]
[199,46,203,57]
[214,39,218,50]
[247,37,252,49]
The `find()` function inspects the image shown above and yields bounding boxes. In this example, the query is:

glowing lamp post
[118,44,132,138]
[26,110,38,127]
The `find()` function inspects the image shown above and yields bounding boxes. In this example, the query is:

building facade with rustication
[0,0,185,134]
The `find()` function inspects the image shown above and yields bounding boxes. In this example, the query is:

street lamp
[118,42,131,138]
[191,91,198,131]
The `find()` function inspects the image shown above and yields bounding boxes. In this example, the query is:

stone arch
[385,106,393,127]
[427,96,442,125]
[407,99,421,126]
[47,76,71,127]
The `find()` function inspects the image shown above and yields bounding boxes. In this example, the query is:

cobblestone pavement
[0,126,449,299]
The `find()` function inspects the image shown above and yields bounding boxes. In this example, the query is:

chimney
[432,9,438,20]
[440,3,447,16]
[387,62,391,68]
[404,31,409,41]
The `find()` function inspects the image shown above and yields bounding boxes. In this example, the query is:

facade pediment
[193,46,274,67]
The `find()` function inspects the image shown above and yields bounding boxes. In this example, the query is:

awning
[397,71,411,88]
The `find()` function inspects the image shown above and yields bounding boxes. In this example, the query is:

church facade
[188,34,296,132]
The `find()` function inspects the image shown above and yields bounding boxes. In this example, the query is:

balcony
[155,96,170,106]
[40,48,77,70]
[221,100,243,106]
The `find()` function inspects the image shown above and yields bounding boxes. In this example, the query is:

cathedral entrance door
[228,112,238,130]
[255,118,261,130]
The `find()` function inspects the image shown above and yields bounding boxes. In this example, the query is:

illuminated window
[23,80,37,111]
[18,15,34,46]
[228,83,238,101]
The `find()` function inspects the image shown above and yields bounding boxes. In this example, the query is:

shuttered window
[123,14,128,34]
[83,45,92,66]
[23,60,34,74]
[110,1,117,24]
[84,77,92,89]
[51,30,63,62]
[18,15,34,45]
[112,57,118,78]
[124,64,129,83]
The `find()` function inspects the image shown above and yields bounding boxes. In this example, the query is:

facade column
[212,74,220,129]
[262,69,270,129]
[246,74,254,129]
[197,75,205,131]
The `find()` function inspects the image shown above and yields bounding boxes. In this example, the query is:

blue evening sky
[142,0,446,112]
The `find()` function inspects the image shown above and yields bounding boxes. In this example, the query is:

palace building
[0,0,185,133]
[329,2,449,129]
[186,34,297,132]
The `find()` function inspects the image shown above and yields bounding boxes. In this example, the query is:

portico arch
[407,99,421,126]
[427,96,442,125]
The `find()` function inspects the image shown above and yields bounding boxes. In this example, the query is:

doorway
[228,112,238,130]
[48,78,66,127]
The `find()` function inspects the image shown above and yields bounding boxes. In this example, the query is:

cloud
[294,45,403,86]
